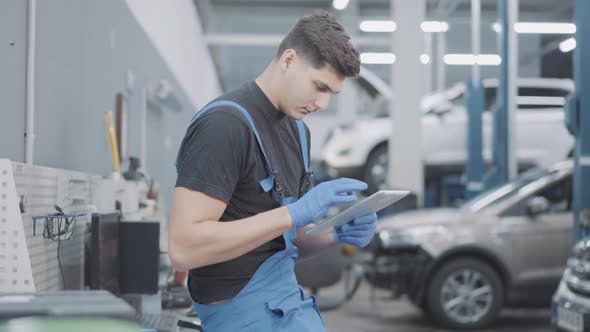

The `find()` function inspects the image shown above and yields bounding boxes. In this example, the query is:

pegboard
[0,159,96,292]
[0,160,34,292]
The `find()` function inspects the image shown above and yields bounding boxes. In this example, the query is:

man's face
[279,50,344,120]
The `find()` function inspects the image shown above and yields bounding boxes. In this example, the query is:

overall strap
[177,100,276,192]
[176,100,310,194]
[295,120,309,173]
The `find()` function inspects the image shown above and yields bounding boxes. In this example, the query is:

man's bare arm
[168,187,293,271]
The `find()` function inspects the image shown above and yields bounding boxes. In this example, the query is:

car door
[495,174,573,294]
[422,88,475,167]
[514,86,573,167]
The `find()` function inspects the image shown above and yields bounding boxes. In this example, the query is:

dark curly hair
[276,10,360,78]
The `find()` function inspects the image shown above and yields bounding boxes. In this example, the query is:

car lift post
[484,0,518,189]
[465,81,485,199]
[465,0,485,199]
[568,0,590,241]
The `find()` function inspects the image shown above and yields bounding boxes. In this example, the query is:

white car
[320,78,575,194]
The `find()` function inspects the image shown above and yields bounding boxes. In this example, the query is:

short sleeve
[175,110,251,204]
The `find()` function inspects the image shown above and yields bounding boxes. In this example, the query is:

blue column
[571,0,590,241]
[465,80,485,198]
[484,0,513,189]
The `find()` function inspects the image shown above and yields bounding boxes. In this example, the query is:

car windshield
[462,167,554,212]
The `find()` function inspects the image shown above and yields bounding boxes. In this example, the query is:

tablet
[305,190,410,235]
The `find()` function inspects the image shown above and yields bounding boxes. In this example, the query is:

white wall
[0,1,220,216]
[126,0,221,108]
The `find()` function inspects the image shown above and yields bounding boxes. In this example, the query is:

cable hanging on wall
[31,205,85,288]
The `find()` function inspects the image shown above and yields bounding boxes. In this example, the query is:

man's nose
[314,93,330,112]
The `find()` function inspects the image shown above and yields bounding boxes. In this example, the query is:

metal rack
[0,159,96,292]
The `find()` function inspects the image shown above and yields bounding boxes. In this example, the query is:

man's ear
[279,49,297,71]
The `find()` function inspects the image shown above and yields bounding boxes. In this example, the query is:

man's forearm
[169,206,293,271]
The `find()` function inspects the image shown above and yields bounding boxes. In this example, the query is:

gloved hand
[287,178,367,229]
[333,212,377,247]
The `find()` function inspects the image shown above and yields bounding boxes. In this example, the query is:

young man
[170,11,377,331]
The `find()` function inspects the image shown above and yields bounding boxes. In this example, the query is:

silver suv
[368,160,573,330]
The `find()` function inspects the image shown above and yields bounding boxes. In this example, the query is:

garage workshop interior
[1,0,589,331]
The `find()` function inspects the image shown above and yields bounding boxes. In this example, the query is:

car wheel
[364,144,388,194]
[426,258,503,330]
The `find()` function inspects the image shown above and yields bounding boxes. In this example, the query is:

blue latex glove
[287,178,367,229]
[334,212,377,247]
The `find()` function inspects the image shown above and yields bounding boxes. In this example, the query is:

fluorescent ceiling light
[420,54,430,64]
[360,52,396,64]
[477,54,502,65]
[444,54,476,65]
[515,22,576,34]
[492,22,576,34]
[559,37,576,52]
[332,0,349,10]
[443,54,501,66]
[358,20,448,33]
[360,53,431,65]
[492,23,501,33]
[421,21,449,33]
[359,20,397,32]
[517,96,565,106]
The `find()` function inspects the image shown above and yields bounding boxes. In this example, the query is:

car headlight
[567,257,579,270]
[377,225,449,249]
[378,229,416,248]
[568,257,590,275]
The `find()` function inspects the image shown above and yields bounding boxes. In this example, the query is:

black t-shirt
[175,81,310,304]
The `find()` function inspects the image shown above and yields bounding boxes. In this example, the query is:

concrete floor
[319,282,553,332]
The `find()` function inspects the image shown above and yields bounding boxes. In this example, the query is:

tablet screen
[305,190,410,235]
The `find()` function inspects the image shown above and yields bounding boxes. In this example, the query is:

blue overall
[179,101,326,332]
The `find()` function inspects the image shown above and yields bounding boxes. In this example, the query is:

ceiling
[195,0,574,92]
[203,0,573,21]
